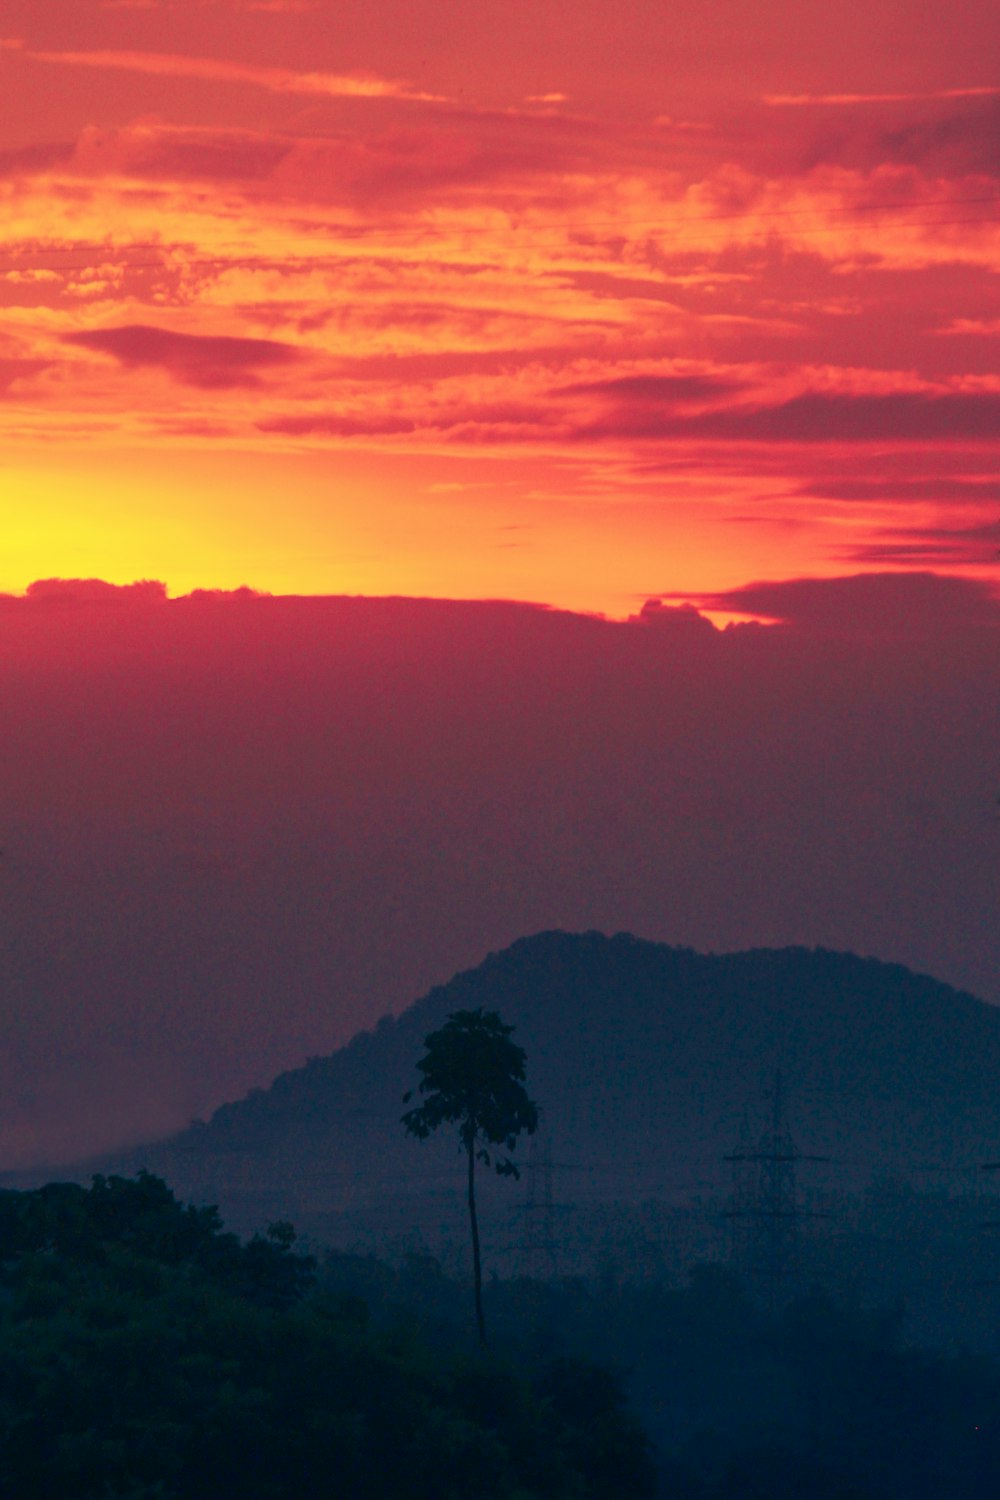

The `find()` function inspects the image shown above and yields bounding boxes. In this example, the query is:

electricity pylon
[724,1070,828,1302]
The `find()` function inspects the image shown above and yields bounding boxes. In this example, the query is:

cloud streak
[843,520,1000,565]
[64,325,302,388]
[576,388,1000,445]
[19,45,445,103]
[766,85,1000,106]
[694,571,1000,631]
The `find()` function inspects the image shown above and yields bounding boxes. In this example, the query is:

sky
[0,581,997,1169]
[1,0,998,611]
[0,1,998,1168]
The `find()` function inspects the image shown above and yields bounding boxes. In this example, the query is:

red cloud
[64,326,301,388]
[799,478,1000,504]
[0,141,74,177]
[694,572,1000,632]
[0,358,51,395]
[629,599,720,639]
[258,402,557,439]
[795,96,1000,177]
[560,373,745,403]
[257,413,417,437]
[24,46,441,103]
[844,521,1000,566]
[129,133,294,183]
[22,579,169,606]
[577,389,1000,444]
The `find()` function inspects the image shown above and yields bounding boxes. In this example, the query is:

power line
[724,1070,830,1304]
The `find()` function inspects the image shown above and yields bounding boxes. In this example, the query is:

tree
[402,1008,538,1346]
[0,1175,663,1498]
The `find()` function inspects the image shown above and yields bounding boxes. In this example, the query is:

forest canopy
[3,1171,1000,1497]
[0,1173,654,1500]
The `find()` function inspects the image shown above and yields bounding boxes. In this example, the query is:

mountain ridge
[10,931,1000,1256]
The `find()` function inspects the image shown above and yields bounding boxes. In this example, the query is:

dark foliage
[316,1248,1000,1500]
[0,1174,655,1500]
[402,1008,538,1174]
[403,1008,538,1344]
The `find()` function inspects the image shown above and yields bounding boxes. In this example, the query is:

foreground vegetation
[0,1173,654,1499]
[322,1246,1000,1499]
[5,1170,1000,1497]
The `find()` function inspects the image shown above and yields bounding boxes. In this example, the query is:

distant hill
[19,932,1000,1263]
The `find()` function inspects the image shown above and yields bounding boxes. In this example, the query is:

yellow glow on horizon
[3,445,890,619]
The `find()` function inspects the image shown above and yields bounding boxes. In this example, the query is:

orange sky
[1,0,998,615]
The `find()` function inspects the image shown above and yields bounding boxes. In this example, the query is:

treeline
[0,1172,654,1500]
[5,1171,1000,1498]
[320,1248,1000,1499]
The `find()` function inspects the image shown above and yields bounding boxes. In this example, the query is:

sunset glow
[2,0,997,613]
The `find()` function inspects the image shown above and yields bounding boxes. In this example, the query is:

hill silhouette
[23,932,1000,1259]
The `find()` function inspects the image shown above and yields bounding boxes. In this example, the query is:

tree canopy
[403,1008,538,1344]
[402,1008,538,1172]
[0,1171,655,1499]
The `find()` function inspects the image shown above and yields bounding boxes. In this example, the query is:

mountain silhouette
[21,932,1000,1258]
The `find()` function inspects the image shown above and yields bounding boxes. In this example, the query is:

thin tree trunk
[467,1136,486,1347]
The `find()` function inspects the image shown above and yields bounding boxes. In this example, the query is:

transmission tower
[724,1070,828,1302]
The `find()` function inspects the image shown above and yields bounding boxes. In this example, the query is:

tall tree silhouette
[402,1008,538,1346]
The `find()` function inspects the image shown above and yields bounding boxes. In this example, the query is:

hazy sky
[0,2,998,1169]
[0,581,997,1169]
[1,0,998,612]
